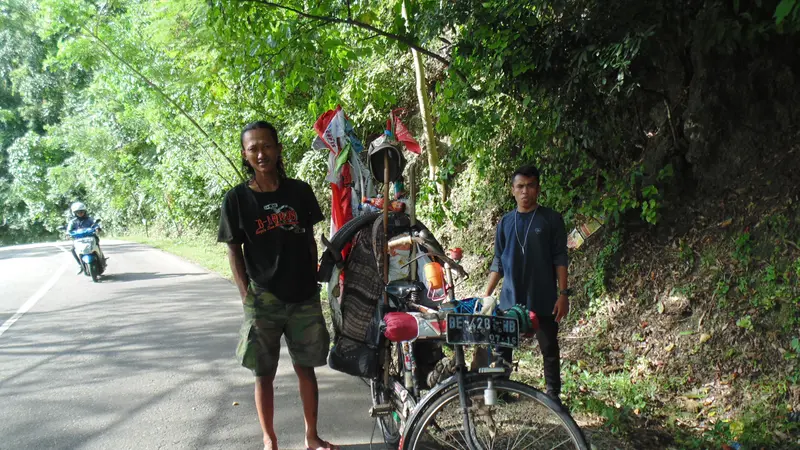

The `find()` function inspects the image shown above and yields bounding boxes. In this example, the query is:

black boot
[543,355,562,406]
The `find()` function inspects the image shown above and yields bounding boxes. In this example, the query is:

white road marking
[0,258,69,338]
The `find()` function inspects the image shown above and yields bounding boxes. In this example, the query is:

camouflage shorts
[236,283,330,377]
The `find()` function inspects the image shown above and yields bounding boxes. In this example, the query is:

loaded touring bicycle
[314,114,589,450]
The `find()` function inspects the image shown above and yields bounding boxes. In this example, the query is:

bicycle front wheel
[405,378,588,450]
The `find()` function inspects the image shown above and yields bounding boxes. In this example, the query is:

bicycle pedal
[478,367,507,374]
[369,404,394,417]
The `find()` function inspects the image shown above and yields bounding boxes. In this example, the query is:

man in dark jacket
[484,164,571,404]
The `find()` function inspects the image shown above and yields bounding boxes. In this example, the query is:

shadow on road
[0,272,374,450]
[0,241,149,261]
[100,242,155,254]
[0,245,66,260]
[102,272,204,282]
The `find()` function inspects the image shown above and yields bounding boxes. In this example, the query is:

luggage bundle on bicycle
[319,211,445,380]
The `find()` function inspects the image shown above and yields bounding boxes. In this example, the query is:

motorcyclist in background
[67,202,103,274]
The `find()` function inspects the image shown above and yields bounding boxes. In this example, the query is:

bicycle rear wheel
[371,378,402,448]
[405,378,588,450]
[371,342,404,448]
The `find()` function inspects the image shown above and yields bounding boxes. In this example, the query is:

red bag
[383,312,418,342]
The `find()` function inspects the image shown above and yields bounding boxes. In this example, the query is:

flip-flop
[306,441,340,450]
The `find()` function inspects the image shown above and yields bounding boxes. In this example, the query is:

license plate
[445,314,519,348]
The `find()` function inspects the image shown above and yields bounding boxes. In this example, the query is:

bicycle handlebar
[387,235,468,279]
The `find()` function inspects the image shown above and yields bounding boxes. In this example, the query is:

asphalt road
[0,241,377,450]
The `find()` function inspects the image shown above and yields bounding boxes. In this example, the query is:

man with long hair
[217,121,337,450]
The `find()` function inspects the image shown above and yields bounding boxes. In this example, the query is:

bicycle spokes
[414,388,582,450]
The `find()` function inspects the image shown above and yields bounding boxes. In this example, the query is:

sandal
[306,441,340,450]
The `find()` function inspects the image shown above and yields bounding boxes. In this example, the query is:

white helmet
[70,202,87,214]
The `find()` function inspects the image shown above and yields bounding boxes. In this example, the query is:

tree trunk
[403,1,448,204]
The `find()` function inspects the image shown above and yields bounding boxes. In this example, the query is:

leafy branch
[78,25,245,181]
[239,0,448,65]
[237,0,471,84]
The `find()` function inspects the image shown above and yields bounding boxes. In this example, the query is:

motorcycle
[59,219,107,282]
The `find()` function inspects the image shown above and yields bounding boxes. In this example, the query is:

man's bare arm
[553,265,570,321]
[308,230,318,280]
[484,271,502,297]
[227,243,249,301]
[556,265,568,293]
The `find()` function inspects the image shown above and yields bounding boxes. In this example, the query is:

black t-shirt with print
[217,178,324,302]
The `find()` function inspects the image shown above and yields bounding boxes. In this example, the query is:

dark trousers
[498,315,561,396]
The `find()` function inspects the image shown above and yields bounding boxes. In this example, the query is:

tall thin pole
[382,148,390,306]
[409,163,417,281]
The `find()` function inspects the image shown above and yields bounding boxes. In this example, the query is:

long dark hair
[240,121,287,180]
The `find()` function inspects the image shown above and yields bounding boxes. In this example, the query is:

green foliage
[584,230,622,308]
[2,0,431,240]
[657,163,674,182]
[559,361,659,434]
[785,337,800,361]
[715,276,731,311]
[0,2,795,448]
[733,231,753,266]
[736,314,754,331]
[640,184,659,224]
[2,0,796,245]
[775,0,800,26]
[679,238,695,267]
[709,381,799,448]
[719,215,800,331]
[794,256,800,279]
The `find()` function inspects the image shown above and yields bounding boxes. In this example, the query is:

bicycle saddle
[385,280,424,300]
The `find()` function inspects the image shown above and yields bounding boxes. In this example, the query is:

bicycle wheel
[405,378,589,450]
[371,342,403,448]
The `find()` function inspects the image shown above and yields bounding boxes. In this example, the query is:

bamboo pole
[383,148,390,306]
[409,163,417,281]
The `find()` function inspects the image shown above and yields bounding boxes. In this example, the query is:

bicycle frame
[375,234,510,450]
[396,343,512,450]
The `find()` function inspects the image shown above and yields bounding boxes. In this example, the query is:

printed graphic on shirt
[255,203,305,235]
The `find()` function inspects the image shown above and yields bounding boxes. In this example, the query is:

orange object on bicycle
[424,262,445,290]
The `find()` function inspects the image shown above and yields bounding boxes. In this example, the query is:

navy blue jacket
[490,206,568,314]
